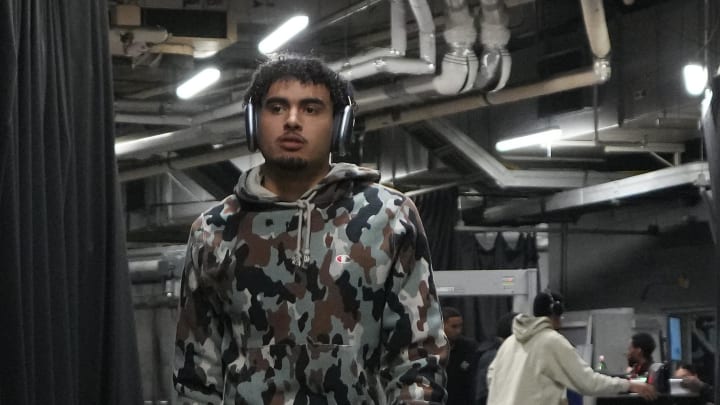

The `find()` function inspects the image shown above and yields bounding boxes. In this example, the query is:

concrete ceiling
[110,0,718,240]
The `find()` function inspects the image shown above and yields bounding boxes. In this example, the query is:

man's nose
[284,107,301,129]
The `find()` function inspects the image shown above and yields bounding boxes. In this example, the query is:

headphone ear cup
[547,292,563,316]
[331,104,354,156]
[244,102,258,152]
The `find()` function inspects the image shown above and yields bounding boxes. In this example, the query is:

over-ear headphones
[244,95,355,156]
[546,291,564,317]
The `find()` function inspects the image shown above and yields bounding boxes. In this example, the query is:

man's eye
[305,105,320,114]
[268,104,285,113]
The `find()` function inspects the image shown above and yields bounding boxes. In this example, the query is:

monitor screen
[668,316,682,361]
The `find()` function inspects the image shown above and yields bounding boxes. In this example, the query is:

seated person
[626,332,656,379]
[674,363,714,403]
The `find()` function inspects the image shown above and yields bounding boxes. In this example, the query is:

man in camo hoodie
[173,55,448,405]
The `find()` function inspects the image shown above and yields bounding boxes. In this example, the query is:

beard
[265,156,309,171]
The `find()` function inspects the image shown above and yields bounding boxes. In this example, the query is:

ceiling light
[258,15,309,54]
[683,64,707,96]
[495,128,565,152]
[176,67,221,99]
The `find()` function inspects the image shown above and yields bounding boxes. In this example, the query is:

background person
[486,291,657,405]
[626,332,656,379]
[443,307,481,405]
[474,311,517,405]
[675,363,714,404]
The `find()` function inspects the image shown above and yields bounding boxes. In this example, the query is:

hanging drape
[413,189,536,342]
[0,1,142,404]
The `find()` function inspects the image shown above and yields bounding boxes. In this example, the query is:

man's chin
[266,156,308,171]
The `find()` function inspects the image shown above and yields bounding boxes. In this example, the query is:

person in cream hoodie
[486,291,657,405]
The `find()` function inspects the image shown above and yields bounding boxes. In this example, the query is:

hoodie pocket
[226,343,371,403]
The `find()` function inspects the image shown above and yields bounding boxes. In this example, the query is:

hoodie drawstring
[291,191,317,268]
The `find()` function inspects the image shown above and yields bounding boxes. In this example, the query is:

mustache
[277,132,306,143]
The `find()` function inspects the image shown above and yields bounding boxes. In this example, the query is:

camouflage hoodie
[174,162,448,405]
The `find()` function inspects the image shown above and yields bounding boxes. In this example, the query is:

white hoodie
[486,314,630,405]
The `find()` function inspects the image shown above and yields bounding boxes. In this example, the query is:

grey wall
[548,199,716,313]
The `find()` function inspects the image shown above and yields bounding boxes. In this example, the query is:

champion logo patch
[335,255,352,263]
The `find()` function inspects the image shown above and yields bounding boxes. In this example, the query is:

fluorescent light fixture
[495,128,565,152]
[176,67,221,99]
[258,15,309,54]
[683,63,707,96]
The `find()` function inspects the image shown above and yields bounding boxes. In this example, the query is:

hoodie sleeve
[544,332,630,396]
[381,197,449,405]
[173,215,227,404]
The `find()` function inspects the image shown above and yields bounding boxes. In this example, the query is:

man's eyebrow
[263,97,328,106]
[263,96,289,106]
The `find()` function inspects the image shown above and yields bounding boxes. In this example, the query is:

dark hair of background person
[496,312,518,339]
[678,363,698,375]
[533,291,564,317]
[631,332,657,359]
[243,54,353,115]
[443,306,462,320]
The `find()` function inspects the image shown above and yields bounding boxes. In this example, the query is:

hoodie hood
[512,314,554,343]
[232,162,380,268]
[234,162,380,203]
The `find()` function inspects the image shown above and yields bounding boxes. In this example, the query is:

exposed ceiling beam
[483,161,710,223]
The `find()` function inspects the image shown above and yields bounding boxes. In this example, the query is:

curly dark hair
[243,54,353,115]
[631,332,656,361]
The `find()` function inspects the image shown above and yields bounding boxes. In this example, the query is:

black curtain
[0,1,142,404]
[413,190,530,342]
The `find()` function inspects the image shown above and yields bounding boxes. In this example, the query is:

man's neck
[262,164,331,201]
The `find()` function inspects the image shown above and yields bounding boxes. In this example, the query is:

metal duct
[475,0,511,91]
[115,117,242,159]
[331,0,437,81]
[356,0,478,104]
[422,118,625,189]
[357,0,611,117]
[483,162,711,223]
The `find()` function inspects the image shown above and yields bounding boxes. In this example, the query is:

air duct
[359,0,611,122]
[330,0,437,81]
[483,162,710,223]
[356,0,478,104]
[475,0,511,91]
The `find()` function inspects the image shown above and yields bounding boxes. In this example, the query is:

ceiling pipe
[363,67,607,130]
[115,117,242,159]
[331,0,437,81]
[327,0,407,71]
[482,162,711,223]
[114,100,207,115]
[357,0,478,104]
[303,0,386,38]
[475,0,512,91]
[119,145,256,182]
[422,118,624,189]
[109,26,169,57]
[358,0,611,122]
[116,98,245,126]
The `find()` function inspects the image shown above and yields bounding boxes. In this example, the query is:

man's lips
[277,133,306,150]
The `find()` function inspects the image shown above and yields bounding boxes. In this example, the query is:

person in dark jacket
[474,311,517,405]
[443,307,480,405]
[675,363,714,404]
